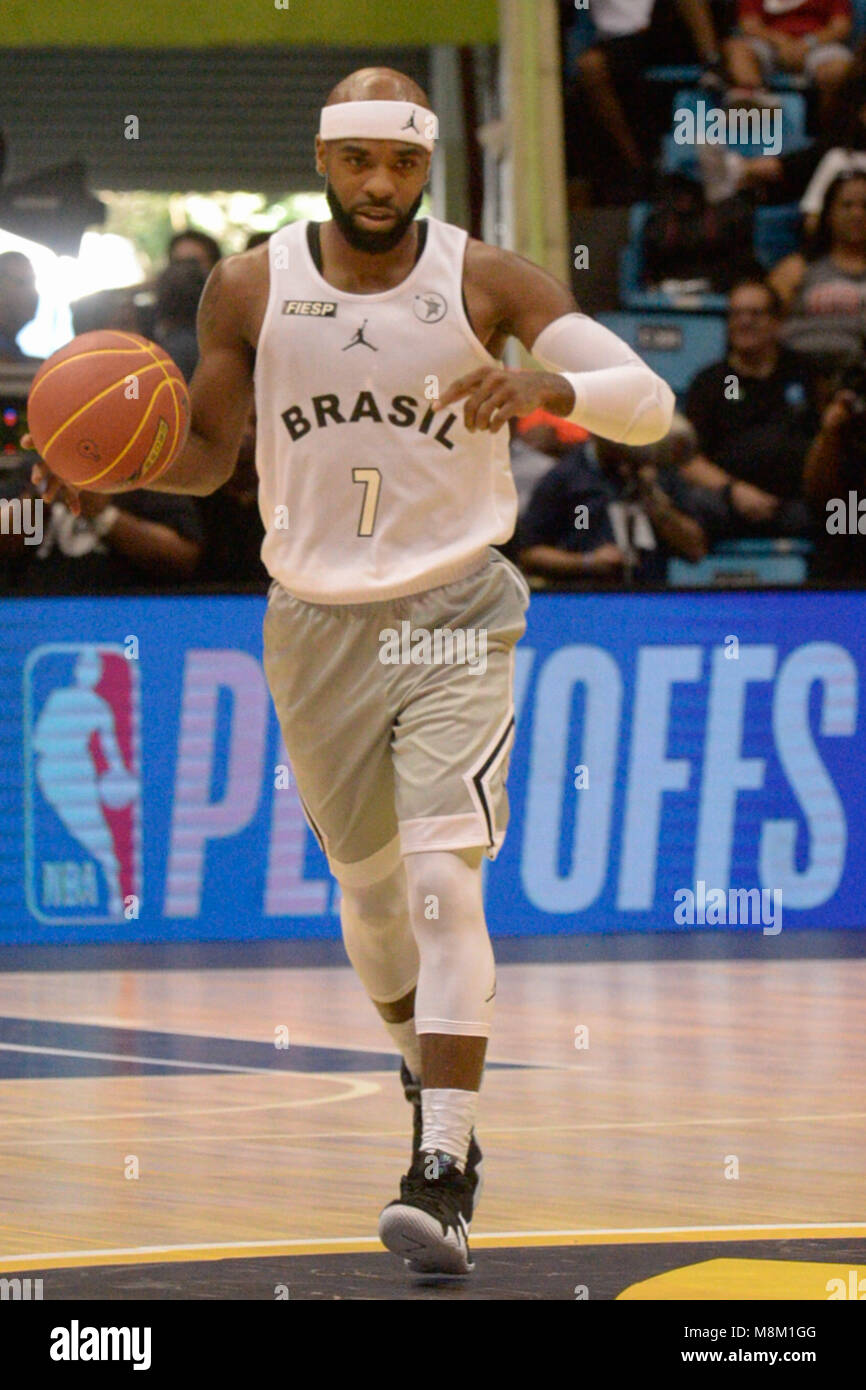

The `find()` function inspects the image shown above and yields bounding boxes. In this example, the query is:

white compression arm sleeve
[531,312,676,446]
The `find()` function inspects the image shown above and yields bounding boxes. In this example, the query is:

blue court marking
[0,1017,528,1081]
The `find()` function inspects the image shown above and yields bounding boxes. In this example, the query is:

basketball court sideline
[1,956,863,1299]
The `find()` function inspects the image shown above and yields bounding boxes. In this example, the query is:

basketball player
[30,68,674,1276]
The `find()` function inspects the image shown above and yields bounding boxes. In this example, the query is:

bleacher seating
[597,310,726,395]
[619,203,730,312]
[754,203,802,269]
[667,538,813,588]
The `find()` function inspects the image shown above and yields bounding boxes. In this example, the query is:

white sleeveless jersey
[253,216,517,603]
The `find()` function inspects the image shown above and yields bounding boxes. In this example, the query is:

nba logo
[23,644,142,924]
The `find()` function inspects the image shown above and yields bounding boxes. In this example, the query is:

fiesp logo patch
[281,301,338,316]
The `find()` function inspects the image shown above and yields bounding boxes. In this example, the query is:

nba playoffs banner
[0,590,864,943]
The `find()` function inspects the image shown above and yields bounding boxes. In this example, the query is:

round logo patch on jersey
[413,292,447,323]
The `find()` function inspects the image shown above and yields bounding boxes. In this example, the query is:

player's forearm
[146,427,237,496]
[532,315,675,446]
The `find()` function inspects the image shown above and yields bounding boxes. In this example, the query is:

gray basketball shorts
[262,547,530,887]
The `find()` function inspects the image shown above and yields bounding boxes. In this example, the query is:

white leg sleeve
[338,860,420,1005]
[531,312,676,446]
[403,851,496,1038]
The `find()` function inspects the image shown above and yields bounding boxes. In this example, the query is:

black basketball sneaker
[400,1060,484,1215]
[378,1148,475,1275]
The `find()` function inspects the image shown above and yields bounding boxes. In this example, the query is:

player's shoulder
[463,236,577,305]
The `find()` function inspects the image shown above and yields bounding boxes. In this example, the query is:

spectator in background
[196,406,268,589]
[699,58,866,207]
[803,363,866,580]
[137,229,222,339]
[152,259,206,381]
[770,171,866,371]
[799,87,866,236]
[509,408,587,515]
[0,461,204,594]
[0,251,39,361]
[571,0,728,200]
[70,286,138,337]
[726,0,852,123]
[517,415,709,588]
[168,229,222,275]
[683,277,817,535]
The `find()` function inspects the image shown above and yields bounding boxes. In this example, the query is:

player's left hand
[434,367,575,433]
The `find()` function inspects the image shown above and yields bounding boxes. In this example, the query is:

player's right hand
[21,433,82,516]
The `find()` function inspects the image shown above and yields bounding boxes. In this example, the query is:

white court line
[0,1109,862,1147]
[4,1221,866,1268]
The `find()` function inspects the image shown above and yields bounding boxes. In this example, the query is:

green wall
[3,0,498,47]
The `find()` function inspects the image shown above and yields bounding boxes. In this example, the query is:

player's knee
[403,849,486,936]
[339,861,408,932]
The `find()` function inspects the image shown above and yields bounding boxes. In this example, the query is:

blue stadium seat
[620,202,729,313]
[667,538,812,588]
[664,89,809,181]
[645,63,702,86]
[597,310,726,396]
[754,204,802,269]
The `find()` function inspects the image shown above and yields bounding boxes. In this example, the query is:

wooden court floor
[0,957,864,1298]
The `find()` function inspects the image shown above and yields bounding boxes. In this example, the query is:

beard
[325,180,425,254]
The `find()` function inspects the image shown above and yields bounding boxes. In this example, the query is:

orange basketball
[27,330,190,491]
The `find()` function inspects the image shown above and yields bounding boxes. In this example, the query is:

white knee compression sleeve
[403,851,496,1038]
[338,860,420,1005]
[531,312,676,446]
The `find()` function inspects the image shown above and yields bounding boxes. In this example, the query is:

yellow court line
[1,1223,865,1273]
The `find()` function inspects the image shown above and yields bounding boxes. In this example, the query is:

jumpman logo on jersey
[401,109,420,133]
[342,319,378,351]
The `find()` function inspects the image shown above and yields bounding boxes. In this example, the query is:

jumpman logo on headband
[401,109,420,133]
[343,319,378,351]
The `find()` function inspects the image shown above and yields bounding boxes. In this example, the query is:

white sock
[420,1087,478,1171]
[384,1018,422,1081]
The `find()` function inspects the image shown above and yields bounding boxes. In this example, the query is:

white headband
[319,100,438,151]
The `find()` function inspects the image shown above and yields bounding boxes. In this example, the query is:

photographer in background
[518,414,712,588]
[803,356,866,581]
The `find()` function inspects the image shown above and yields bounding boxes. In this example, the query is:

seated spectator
[725,0,852,124]
[137,229,222,339]
[803,356,866,580]
[0,251,40,362]
[152,260,206,382]
[0,460,204,594]
[683,276,819,535]
[168,229,222,276]
[509,409,588,516]
[698,59,866,207]
[798,88,866,239]
[641,172,757,293]
[570,0,728,201]
[196,407,268,589]
[70,286,139,337]
[517,415,710,588]
[770,170,866,371]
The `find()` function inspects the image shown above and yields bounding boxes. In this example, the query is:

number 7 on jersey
[352,466,381,537]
